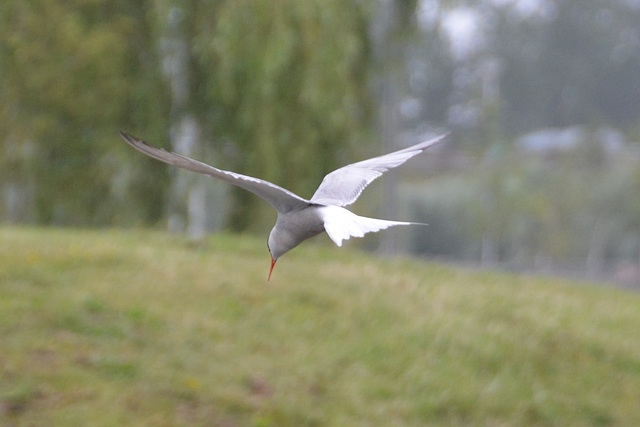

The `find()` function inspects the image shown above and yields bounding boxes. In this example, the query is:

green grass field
[1,227,640,426]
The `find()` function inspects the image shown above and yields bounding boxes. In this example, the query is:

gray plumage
[119,131,448,279]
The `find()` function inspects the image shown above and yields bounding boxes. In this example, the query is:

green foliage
[206,0,372,229]
[2,0,639,279]
[2,227,640,425]
[0,0,373,231]
[0,0,169,225]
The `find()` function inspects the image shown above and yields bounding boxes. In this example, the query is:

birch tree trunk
[2,138,36,224]
[160,4,227,239]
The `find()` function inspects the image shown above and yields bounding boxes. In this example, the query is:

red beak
[268,255,277,281]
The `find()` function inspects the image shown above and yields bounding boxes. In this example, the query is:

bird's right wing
[120,132,311,213]
[310,133,448,207]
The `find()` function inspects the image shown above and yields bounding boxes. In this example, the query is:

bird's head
[267,230,285,281]
[267,241,278,281]
[267,223,301,281]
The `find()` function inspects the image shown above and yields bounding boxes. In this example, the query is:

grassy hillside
[1,227,640,426]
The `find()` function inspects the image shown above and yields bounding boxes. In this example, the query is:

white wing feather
[310,133,448,207]
[120,132,310,213]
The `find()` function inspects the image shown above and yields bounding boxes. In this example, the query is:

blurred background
[1,0,639,286]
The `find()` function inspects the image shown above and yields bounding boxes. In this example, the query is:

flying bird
[119,131,447,280]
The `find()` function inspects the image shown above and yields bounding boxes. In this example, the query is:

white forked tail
[320,206,424,247]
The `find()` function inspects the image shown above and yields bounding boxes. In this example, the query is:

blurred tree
[489,0,640,134]
[409,0,640,139]
[207,0,372,231]
[404,0,640,278]
[152,0,228,239]
[0,0,373,233]
[3,0,638,280]
[370,0,421,254]
[0,0,169,225]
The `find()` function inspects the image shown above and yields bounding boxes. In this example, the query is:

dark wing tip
[119,131,175,166]
[119,131,143,146]
[119,131,165,153]
[118,131,138,147]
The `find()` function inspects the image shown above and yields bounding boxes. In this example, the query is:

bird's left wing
[120,132,311,213]
[310,133,448,207]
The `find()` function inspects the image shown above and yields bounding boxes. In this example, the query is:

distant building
[516,126,625,153]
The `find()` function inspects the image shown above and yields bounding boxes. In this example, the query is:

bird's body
[119,131,448,279]
[268,206,326,259]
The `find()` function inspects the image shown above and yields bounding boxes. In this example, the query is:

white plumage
[120,131,447,279]
[320,206,420,247]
